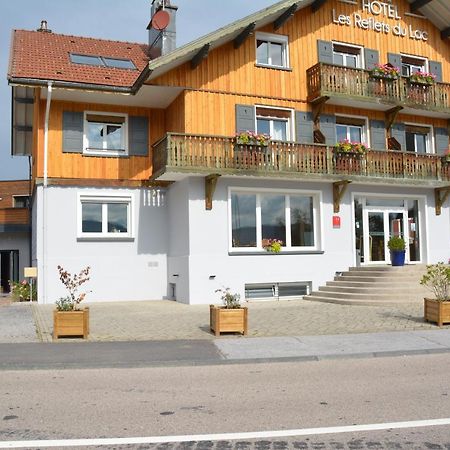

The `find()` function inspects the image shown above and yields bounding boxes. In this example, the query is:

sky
[0,0,277,181]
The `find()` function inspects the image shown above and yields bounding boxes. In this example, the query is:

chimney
[37,20,52,33]
[148,0,177,58]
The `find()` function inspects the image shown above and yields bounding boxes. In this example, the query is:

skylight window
[70,54,136,70]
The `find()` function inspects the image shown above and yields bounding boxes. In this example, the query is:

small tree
[420,263,450,301]
[56,265,91,311]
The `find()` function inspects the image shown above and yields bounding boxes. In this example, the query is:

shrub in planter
[387,236,406,266]
[210,287,248,336]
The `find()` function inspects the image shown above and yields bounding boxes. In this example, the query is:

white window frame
[332,41,364,69]
[404,122,434,154]
[255,105,294,142]
[83,111,128,157]
[335,114,370,147]
[12,195,30,208]
[77,194,133,239]
[400,53,428,77]
[228,187,322,253]
[255,32,290,69]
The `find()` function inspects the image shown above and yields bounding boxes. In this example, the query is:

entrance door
[0,250,19,293]
[363,208,408,264]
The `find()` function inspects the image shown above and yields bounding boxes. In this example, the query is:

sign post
[24,267,37,302]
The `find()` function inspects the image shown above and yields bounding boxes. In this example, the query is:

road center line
[1,418,450,448]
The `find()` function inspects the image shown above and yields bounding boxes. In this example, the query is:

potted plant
[235,131,270,147]
[53,265,91,340]
[420,263,450,327]
[387,236,406,266]
[370,63,400,81]
[408,71,436,86]
[334,140,367,157]
[262,238,283,253]
[210,287,248,336]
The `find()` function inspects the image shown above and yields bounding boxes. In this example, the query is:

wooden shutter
[320,115,336,145]
[387,53,401,69]
[295,111,313,144]
[364,49,379,70]
[391,123,406,151]
[235,104,255,133]
[128,116,149,156]
[370,120,386,150]
[435,127,449,155]
[317,40,333,64]
[62,111,83,153]
[429,61,443,83]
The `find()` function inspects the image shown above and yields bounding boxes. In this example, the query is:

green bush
[420,263,450,301]
[387,236,406,251]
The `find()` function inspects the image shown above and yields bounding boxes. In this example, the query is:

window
[230,190,319,251]
[70,54,136,70]
[401,55,427,77]
[13,195,30,208]
[256,33,289,69]
[336,116,367,144]
[333,43,362,68]
[405,125,431,154]
[256,107,292,141]
[83,112,127,156]
[79,196,132,238]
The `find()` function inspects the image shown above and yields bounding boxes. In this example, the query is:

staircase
[304,265,429,306]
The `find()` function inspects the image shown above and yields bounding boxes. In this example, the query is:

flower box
[408,71,436,86]
[209,305,248,336]
[53,307,89,340]
[369,63,400,81]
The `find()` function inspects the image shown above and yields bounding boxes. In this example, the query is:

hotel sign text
[332,0,428,41]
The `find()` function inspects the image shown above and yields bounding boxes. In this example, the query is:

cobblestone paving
[31,299,440,343]
[0,301,38,343]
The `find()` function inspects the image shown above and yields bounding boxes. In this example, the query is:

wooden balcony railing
[152,133,450,185]
[0,208,29,225]
[307,63,450,114]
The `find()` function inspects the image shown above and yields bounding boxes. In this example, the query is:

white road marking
[1,418,450,448]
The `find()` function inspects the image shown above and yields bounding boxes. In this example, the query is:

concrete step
[303,295,421,306]
[338,272,425,280]
[348,265,426,272]
[309,290,424,301]
[319,285,427,295]
[326,280,428,289]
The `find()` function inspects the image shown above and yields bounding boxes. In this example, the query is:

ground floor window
[78,195,132,238]
[230,190,319,251]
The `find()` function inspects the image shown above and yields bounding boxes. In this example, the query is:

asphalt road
[2,354,450,448]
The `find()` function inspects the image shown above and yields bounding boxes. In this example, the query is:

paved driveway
[30,299,440,343]
[0,300,39,343]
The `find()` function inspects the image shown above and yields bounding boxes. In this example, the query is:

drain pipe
[42,82,53,304]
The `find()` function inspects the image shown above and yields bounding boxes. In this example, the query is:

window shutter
[429,61,443,83]
[317,40,333,64]
[364,49,379,70]
[370,120,386,150]
[128,116,149,156]
[62,111,83,153]
[320,114,336,145]
[387,53,401,69]
[391,123,406,151]
[295,111,313,144]
[235,104,255,133]
[435,127,449,155]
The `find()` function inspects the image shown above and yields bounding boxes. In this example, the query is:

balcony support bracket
[205,174,221,210]
[191,44,210,69]
[333,180,352,214]
[385,106,403,132]
[234,23,256,49]
[273,3,298,30]
[312,96,329,124]
[435,187,450,216]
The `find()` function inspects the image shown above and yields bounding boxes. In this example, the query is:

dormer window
[256,32,289,69]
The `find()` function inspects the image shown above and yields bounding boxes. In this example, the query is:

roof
[409,0,450,35]
[8,30,151,90]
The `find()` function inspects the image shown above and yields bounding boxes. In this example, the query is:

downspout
[42,82,53,303]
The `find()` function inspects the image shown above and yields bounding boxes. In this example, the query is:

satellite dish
[151,10,170,30]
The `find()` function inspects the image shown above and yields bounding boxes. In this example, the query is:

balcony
[307,63,450,118]
[0,208,30,232]
[152,133,450,187]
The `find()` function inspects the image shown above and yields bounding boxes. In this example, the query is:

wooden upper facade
[13,0,450,186]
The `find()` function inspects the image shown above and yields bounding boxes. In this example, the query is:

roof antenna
[37,20,52,33]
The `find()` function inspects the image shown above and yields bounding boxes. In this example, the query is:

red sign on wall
[333,215,341,228]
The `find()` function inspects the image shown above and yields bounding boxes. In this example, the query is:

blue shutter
[435,127,449,155]
[235,105,255,133]
[387,53,401,69]
[128,116,149,156]
[62,111,83,153]
[429,61,443,83]
[295,111,313,144]
[391,123,406,151]
[364,49,379,70]
[320,115,336,145]
[370,120,386,150]
[317,40,333,64]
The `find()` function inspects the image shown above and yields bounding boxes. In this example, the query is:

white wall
[36,185,168,304]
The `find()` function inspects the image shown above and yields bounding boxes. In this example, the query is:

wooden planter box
[53,308,89,340]
[210,305,248,336]
[424,298,450,327]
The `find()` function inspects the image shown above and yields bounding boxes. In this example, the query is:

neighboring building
[6,0,450,304]
[0,180,30,293]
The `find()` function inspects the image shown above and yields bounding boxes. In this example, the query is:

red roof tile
[9,30,150,88]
